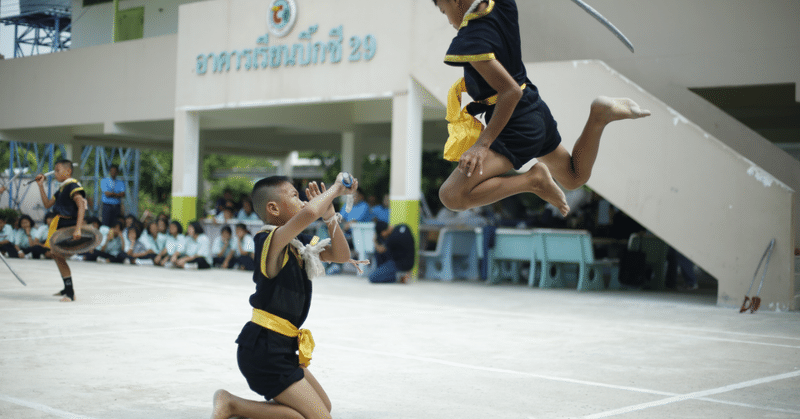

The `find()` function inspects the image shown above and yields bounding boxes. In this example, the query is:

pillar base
[171,196,197,228]
[390,199,420,278]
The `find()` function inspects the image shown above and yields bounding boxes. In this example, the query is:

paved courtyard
[1,258,799,418]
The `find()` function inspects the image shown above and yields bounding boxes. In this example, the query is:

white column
[171,110,200,224]
[63,140,79,177]
[341,131,355,175]
[390,78,423,203]
[281,151,297,178]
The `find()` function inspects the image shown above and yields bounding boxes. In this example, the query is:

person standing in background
[101,165,126,227]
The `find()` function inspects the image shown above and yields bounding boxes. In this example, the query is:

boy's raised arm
[35,175,55,208]
[268,173,355,271]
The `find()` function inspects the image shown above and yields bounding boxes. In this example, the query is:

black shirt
[53,179,86,218]
[384,224,416,272]
[248,228,313,328]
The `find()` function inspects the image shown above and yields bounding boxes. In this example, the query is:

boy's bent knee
[438,189,466,212]
[559,173,590,191]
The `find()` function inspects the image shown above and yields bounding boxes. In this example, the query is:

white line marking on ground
[695,397,800,415]
[328,344,800,416]
[326,344,675,396]
[0,393,99,419]
[315,294,800,343]
[636,331,800,349]
[583,370,800,418]
[0,324,242,342]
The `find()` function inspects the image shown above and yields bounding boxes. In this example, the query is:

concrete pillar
[339,132,356,209]
[341,131,355,175]
[171,110,200,227]
[63,140,80,178]
[281,151,297,178]
[390,78,424,276]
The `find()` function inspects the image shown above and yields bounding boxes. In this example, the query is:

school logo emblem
[268,0,297,38]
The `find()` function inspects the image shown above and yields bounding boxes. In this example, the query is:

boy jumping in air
[434,0,650,216]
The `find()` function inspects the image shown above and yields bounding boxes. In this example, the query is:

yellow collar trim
[58,178,79,191]
[459,0,494,30]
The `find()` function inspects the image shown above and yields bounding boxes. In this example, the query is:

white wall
[175,0,411,109]
[0,34,177,129]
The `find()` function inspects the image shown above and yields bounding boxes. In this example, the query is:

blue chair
[533,229,617,292]
[419,228,479,281]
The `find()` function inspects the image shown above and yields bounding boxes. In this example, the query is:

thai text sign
[196,25,377,75]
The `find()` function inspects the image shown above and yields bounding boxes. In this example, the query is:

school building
[0,0,798,310]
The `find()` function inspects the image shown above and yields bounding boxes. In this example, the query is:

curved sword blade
[570,0,635,53]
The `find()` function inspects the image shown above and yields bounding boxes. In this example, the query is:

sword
[0,253,27,286]
[24,170,55,186]
[570,0,635,53]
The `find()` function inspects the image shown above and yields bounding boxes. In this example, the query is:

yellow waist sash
[251,308,315,367]
[43,215,61,249]
[443,77,526,161]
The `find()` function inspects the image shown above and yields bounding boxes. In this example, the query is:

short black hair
[189,221,204,235]
[235,223,249,234]
[252,176,292,221]
[109,164,119,170]
[375,220,389,236]
[170,220,184,234]
[146,221,159,234]
[55,159,73,172]
[128,225,141,240]
[18,214,35,227]
[221,225,232,235]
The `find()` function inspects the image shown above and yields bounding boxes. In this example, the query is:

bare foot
[591,96,651,123]
[59,295,74,302]
[529,163,570,217]
[211,389,235,419]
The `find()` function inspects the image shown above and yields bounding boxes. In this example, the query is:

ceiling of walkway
[691,83,800,145]
[3,98,449,157]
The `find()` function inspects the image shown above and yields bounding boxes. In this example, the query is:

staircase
[413,59,797,311]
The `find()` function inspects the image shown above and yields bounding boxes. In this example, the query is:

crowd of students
[0,211,256,271]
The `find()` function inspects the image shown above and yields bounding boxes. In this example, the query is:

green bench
[484,228,618,291]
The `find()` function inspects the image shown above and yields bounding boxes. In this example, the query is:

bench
[482,228,538,286]
[419,227,479,281]
[349,221,376,262]
[534,229,617,291]
[483,228,618,291]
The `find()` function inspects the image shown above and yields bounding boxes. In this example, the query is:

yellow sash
[443,78,527,162]
[43,215,61,249]
[251,308,315,367]
[444,77,484,162]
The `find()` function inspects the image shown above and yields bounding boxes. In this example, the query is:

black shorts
[187,256,211,269]
[236,322,304,400]
[484,93,562,170]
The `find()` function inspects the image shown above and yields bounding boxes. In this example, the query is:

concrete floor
[1,258,799,419]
